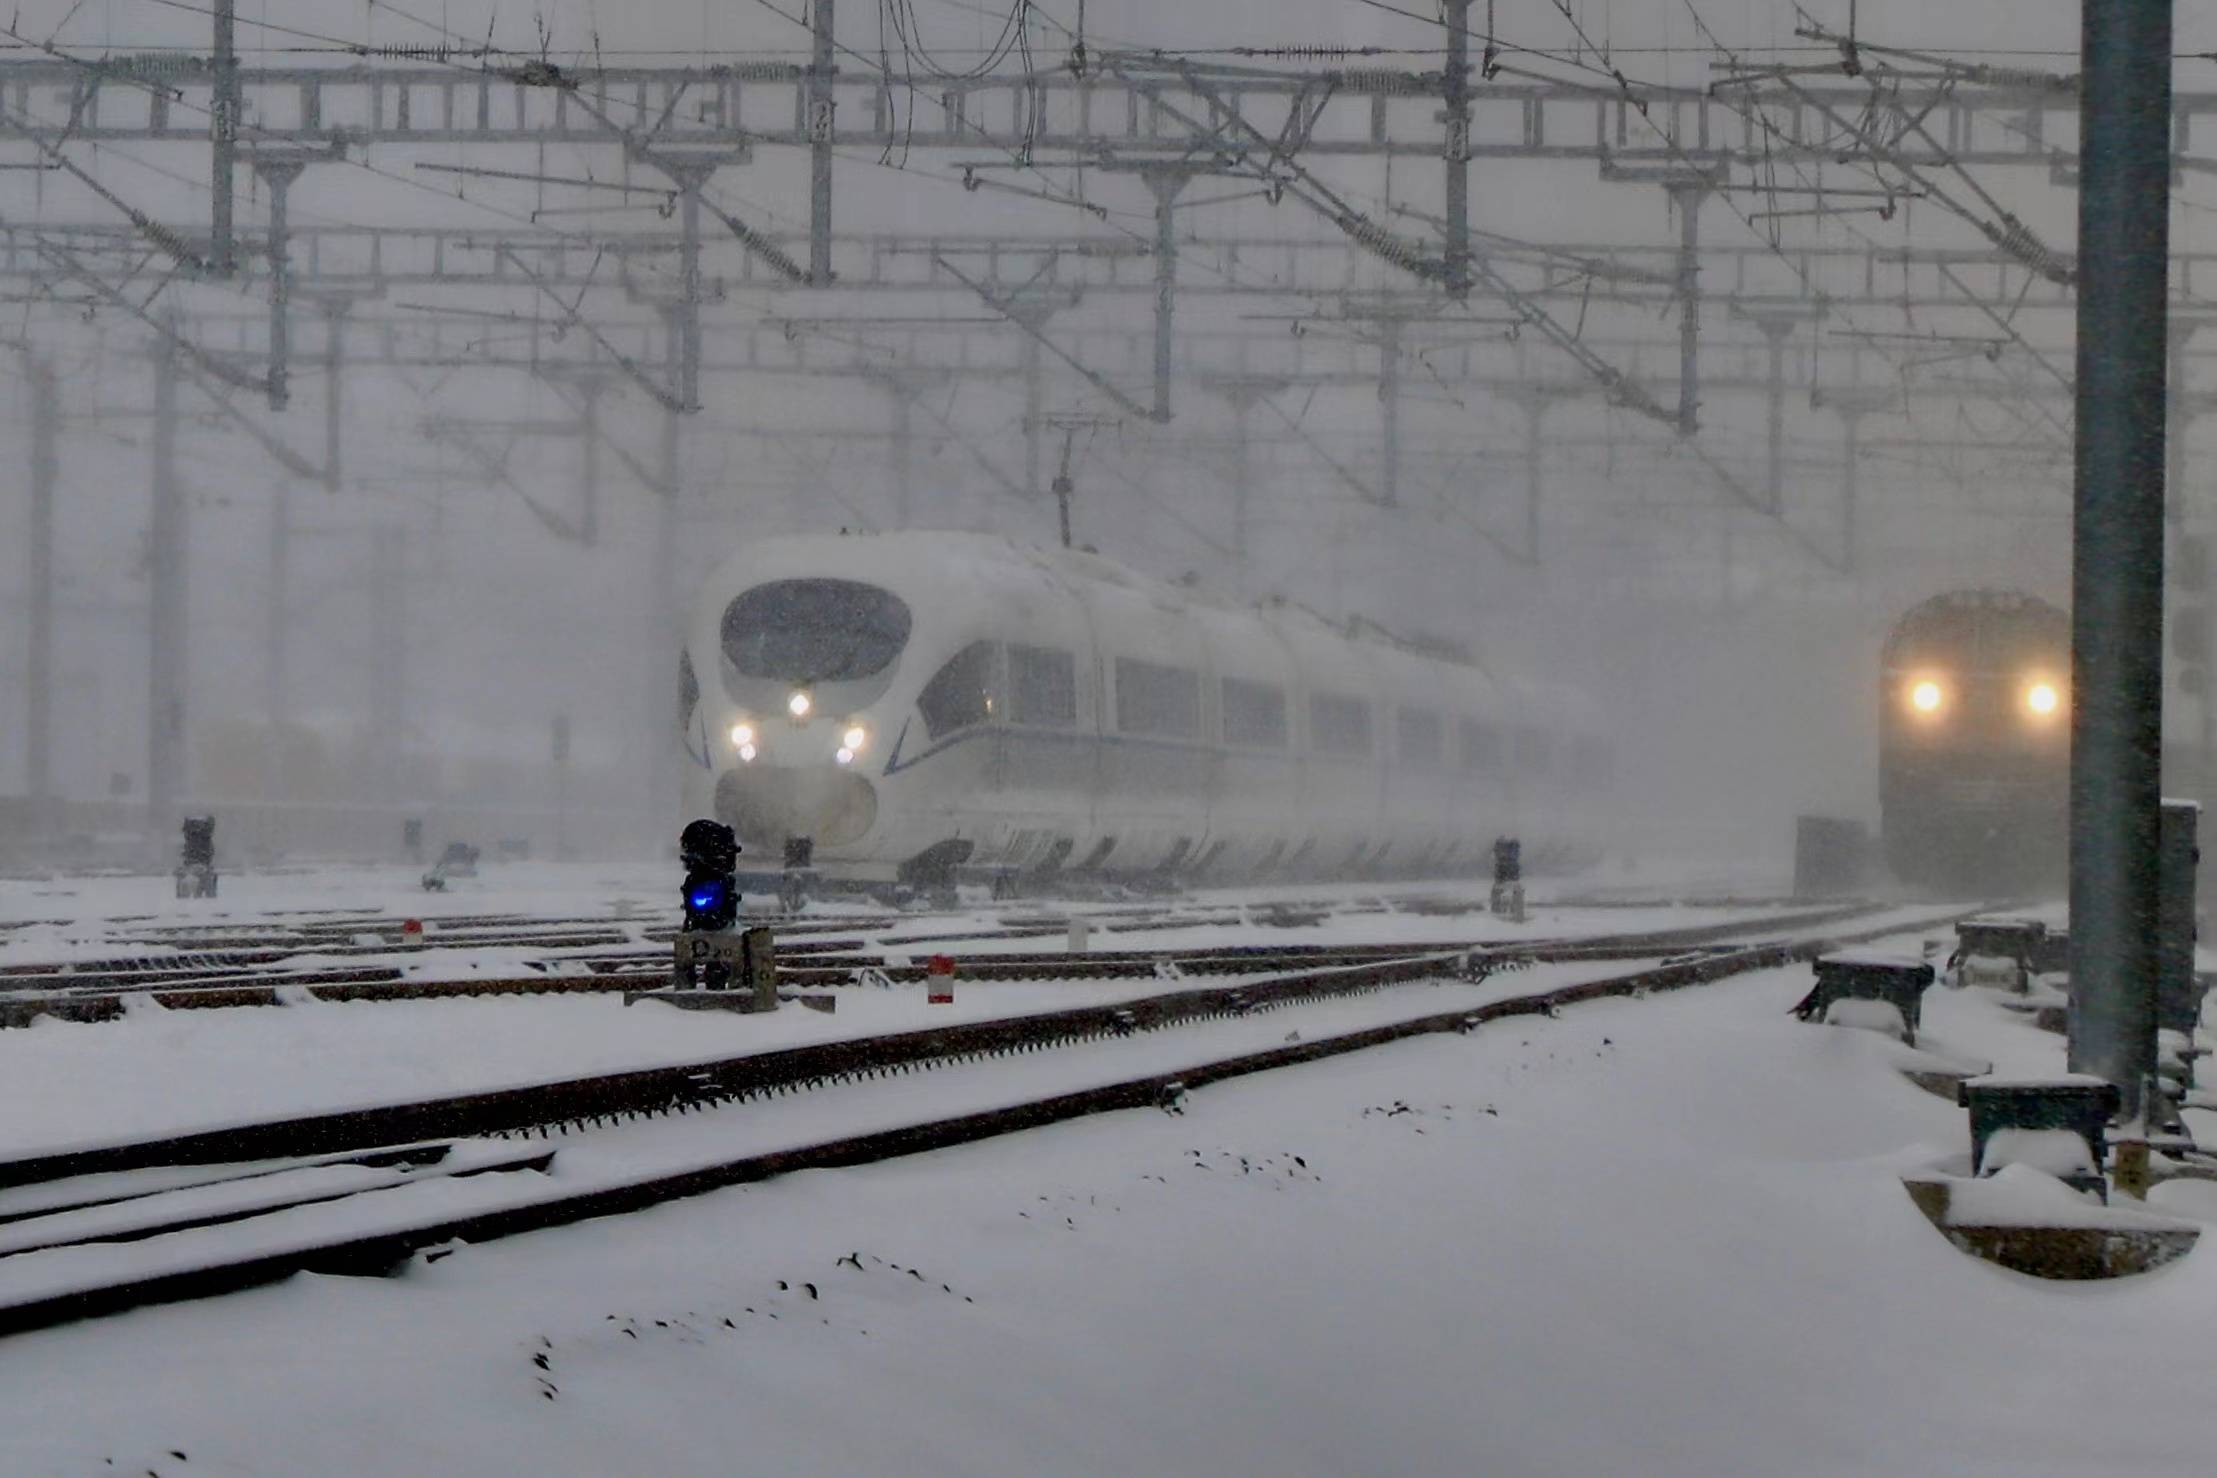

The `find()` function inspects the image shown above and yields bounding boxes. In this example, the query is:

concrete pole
[24,359,57,816]
[2069,0,2173,1120]
[147,330,186,840]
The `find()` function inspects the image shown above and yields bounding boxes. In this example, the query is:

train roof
[704,529,1504,678]
[1886,589,2067,648]
[1892,588,2067,627]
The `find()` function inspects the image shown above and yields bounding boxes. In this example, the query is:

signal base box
[670,926,778,1012]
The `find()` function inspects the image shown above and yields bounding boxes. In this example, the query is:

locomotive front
[1879,590,2068,890]
[681,568,910,879]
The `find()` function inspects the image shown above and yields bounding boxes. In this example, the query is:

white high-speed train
[679,531,1609,895]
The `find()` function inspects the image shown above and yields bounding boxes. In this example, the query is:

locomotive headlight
[1909,679,1944,713]
[842,724,868,753]
[728,722,755,749]
[2026,681,2060,716]
[738,742,758,763]
[835,747,856,766]
[787,691,812,719]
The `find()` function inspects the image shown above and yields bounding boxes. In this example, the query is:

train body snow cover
[679,531,1608,889]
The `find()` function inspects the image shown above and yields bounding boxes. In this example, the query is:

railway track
[0,900,1884,1025]
[0,901,1974,1338]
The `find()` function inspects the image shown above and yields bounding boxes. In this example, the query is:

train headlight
[835,747,856,766]
[729,722,755,749]
[1909,680,1944,713]
[842,725,868,753]
[787,691,812,719]
[738,742,758,763]
[2026,681,2060,716]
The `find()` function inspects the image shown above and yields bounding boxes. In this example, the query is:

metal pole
[890,381,914,527]
[676,169,706,411]
[1670,184,1705,436]
[321,302,346,491]
[1021,330,1044,495]
[25,359,56,816]
[578,378,604,546]
[1840,407,1861,575]
[1760,318,1790,512]
[369,528,405,805]
[1521,393,1545,563]
[2069,0,2173,1120]
[1378,316,1401,508]
[2164,324,2192,525]
[1145,168,1187,423]
[265,478,288,730]
[809,0,837,286]
[1441,0,1472,301]
[211,0,239,275]
[650,307,684,840]
[1231,395,1252,595]
[147,330,186,840]
[257,161,304,409]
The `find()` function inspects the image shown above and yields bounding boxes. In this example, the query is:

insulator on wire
[1986,213,2075,286]
[359,44,457,62]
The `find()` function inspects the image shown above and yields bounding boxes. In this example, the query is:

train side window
[1009,644,1078,728]
[1397,706,1444,769]
[1221,676,1289,749]
[1310,693,1373,757]
[1115,658,1201,738]
[1458,718,1504,776]
[917,641,1001,739]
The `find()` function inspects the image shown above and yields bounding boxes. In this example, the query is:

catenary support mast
[2069,0,2174,1117]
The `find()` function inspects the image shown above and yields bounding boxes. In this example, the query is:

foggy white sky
[0,1,2195,845]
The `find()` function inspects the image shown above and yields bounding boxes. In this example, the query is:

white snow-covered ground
[0,863,1952,1158]
[3,918,2213,1476]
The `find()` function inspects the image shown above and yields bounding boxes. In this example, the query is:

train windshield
[722,579,913,684]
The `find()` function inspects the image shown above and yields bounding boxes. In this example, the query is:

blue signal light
[688,881,730,911]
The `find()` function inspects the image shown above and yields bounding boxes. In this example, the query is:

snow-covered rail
[0,904,1979,1339]
[0,900,1883,1025]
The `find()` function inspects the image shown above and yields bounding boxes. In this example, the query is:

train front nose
[714,764,878,853]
